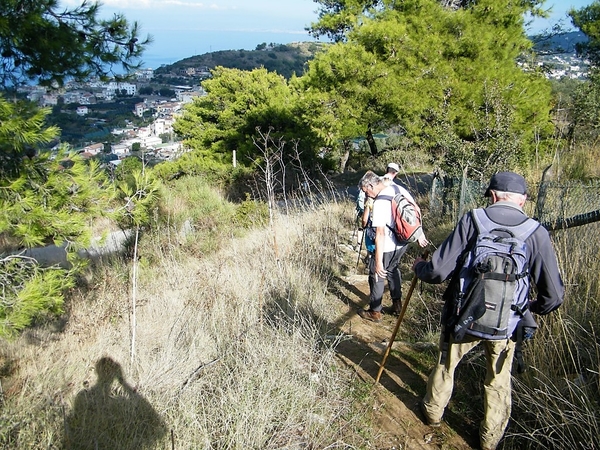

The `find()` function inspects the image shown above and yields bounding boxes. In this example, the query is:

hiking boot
[391,300,402,316]
[357,309,382,323]
[420,401,441,427]
[480,443,497,450]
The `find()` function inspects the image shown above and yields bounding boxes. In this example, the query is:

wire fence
[429,175,600,232]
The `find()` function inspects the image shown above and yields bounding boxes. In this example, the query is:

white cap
[387,162,400,172]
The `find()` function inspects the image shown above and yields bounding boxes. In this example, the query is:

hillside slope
[154,41,328,80]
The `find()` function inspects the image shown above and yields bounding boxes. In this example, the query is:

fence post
[458,166,468,222]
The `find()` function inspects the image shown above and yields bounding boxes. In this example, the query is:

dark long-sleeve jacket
[414,201,564,316]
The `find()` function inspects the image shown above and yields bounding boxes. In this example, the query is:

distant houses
[14,65,198,164]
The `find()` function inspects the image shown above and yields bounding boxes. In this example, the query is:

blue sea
[140,29,322,69]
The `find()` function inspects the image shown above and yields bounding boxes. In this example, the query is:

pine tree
[304,0,553,177]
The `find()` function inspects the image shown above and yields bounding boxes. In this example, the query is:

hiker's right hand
[375,261,386,279]
[417,234,428,248]
[413,257,425,272]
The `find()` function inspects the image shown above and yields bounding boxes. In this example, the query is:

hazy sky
[67,0,595,68]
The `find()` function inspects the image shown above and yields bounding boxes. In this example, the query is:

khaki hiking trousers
[422,333,516,450]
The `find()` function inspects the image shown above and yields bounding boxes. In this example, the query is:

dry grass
[0,190,369,449]
[3,170,599,449]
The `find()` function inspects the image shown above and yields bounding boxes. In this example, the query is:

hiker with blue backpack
[357,170,428,322]
[360,192,376,267]
[412,171,564,450]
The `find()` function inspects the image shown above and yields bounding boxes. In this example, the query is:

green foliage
[151,150,231,184]
[303,0,554,173]
[234,194,269,229]
[156,175,240,254]
[0,98,113,251]
[308,0,380,42]
[430,82,527,180]
[558,144,600,180]
[46,97,145,146]
[114,169,161,230]
[570,1,600,68]
[564,71,600,146]
[0,138,112,336]
[0,257,73,338]
[138,85,154,95]
[173,66,320,171]
[297,42,382,153]
[153,42,323,81]
[158,87,175,98]
[0,0,151,336]
[0,98,58,179]
[113,155,143,185]
[0,97,113,338]
[0,0,151,88]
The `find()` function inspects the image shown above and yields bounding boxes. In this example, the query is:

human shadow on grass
[63,357,167,450]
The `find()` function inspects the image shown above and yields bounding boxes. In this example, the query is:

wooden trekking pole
[375,251,429,384]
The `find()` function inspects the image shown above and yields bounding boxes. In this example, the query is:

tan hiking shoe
[357,309,382,323]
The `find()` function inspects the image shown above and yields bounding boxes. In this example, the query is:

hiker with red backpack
[356,170,428,322]
[412,171,565,450]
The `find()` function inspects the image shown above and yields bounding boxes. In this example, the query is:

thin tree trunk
[339,139,350,173]
[130,226,139,367]
[366,127,378,156]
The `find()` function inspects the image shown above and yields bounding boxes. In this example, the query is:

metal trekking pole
[355,227,366,270]
[375,251,429,384]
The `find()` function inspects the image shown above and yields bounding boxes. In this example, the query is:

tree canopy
[570,1,600,68]
[302,0,554,177]
[174,66,322,171]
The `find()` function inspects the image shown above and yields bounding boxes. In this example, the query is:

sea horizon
[139,29,322,70]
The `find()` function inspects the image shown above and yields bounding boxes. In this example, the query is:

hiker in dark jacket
[412,171,564,450]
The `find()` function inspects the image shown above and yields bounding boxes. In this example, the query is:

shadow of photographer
[63,357,167,450]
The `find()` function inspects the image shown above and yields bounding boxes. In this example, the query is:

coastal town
[15,66,208,168]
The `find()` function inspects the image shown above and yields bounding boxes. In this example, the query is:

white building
[41,94,59,107]
[135,68,154,81]
[152,118,174,136]
[76,106,89,116]
[104,81,137,97]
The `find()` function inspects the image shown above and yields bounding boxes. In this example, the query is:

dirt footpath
[331,239,479,450]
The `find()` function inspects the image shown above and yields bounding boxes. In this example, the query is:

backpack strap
[439,215,478,365]
[471,208,540,242]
